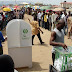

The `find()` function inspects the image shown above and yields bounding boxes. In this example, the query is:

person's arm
[38,28,43,34]
[0,32,5,42]
[50,31,67,49]
[28,18,32,25]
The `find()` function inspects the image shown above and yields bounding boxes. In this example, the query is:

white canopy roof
[20,2,29,5]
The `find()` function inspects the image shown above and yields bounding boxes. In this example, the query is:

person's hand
[60,43,67,50]
[41,32,43,34]
[28,18,30,21]
[5,36,7,41]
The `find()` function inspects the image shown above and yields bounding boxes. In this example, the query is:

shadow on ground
[34,43,48,47]
[17,62,48,72]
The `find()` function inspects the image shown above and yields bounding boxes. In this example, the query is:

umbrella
[53,8,65,11]
[3,8,11,12]
[40,6,52,10]
[25,5,31,8]
[32,6,40,10]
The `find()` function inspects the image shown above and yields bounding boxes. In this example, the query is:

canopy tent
[40,6,52,10]
[25,5,31,8]
[32,6,40,10]
[66,8,72,12]
[20,2,29,5]
[53,7,65,11]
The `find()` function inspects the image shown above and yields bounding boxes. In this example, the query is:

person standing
[41,10,45,28]
[44,13,48,29]
[28,18,44,45]
[49,12,52,31]
[1,12,5,30]
[37,11,42,27]
[51,11,58,31]
[50,19,67,65]
[0,14,3,30]
[0,31,7,55]
[32,10,37,21]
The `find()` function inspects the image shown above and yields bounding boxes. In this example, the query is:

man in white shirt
[52,11,58,31]
[61,11,68,34]
[37,11,42,26]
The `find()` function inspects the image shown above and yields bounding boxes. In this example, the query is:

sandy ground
[2,14,72,72]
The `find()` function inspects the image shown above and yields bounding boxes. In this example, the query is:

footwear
[32,44,34,45]
[41,42,44,44]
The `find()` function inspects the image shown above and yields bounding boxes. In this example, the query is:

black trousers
[32,33,42,44]
[52,53,55,65]
[0,47,3,55]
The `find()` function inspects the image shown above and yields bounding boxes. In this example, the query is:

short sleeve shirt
[30,21,39,35]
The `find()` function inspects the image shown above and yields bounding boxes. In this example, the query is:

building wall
[61,3,72,8]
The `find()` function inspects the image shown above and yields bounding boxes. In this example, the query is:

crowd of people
[0,7,25,30]
[31,10,72,36]
[0,6,72,71]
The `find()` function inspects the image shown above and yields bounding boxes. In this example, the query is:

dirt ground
[2,14,72,72]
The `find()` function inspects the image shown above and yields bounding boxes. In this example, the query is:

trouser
[63,26,66,35]
[0,47,3,55]
[52,53,55,65]
[52,23,55,31]
[44,22,47,29]
[65,25,68,34]
[47,20,49,30]
[38,19,41,27]
[0,21,3,30]
[42,21,44,28]
[22,14,24,19]
[32,33,43,44]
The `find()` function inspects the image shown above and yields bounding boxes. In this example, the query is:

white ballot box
[6,19,32,68]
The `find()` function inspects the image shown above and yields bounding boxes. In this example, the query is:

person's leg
[32,35,35,45]
[47,20,49,30]
[42,21,43,28]
[66,25,68,34]
[0,47,3,55]
[39,19,41,27]
[52,53,55,65]
[37,33,44,44]
[68,32,70,39]
[63,26,66,35]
